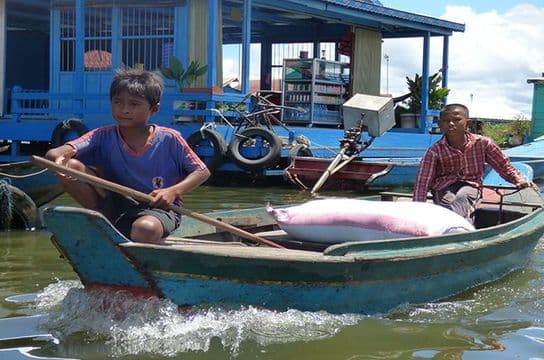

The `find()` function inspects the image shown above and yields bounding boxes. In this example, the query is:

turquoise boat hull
[43,188,544,314]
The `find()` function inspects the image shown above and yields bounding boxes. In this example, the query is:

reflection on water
[1,185,544,359]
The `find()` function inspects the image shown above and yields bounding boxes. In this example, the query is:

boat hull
[503,140,544,179]
[284,156,420,190]
[43,199,544,314]
[0,161,63,206]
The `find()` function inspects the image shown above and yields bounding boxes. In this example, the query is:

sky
[223,1,544,119]
[380,1,544,119]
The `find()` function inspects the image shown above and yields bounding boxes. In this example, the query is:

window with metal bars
[59,8,76,72]
[59,5,175,72]
[271,42,339,91]
[121,7,174,71]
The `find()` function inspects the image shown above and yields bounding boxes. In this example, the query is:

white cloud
[382,4,544,119]
[222,44,261,83]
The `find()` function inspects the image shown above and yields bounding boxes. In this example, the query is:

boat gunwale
[44,201,544,263]
[117,208,544,263]
[325,206,544,256]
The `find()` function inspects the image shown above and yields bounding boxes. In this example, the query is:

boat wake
[34,280,363,356]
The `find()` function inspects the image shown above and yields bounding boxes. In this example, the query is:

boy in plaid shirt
[413,103,533,221]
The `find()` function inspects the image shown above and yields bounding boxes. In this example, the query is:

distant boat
[284,156,421,191]
[43,169,544,314]
[0,161,63,229]
[504,139,544,179]
[284,134,544,192]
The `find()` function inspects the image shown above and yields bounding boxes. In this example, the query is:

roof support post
[441,35,449,107]
[207,0,218,89]
[205,0,218,123]
[111,7,121,69]
[74,0,85,118]
[241,0,252,94]
[420,32,430,133]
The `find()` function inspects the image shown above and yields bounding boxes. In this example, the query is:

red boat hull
[284,156,391,191]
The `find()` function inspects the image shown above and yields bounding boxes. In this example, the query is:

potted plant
[399,71,450,128]
[158,55,210,117]
[158,55,208,92]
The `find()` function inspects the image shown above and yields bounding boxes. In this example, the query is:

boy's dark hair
[110,68,164,107]
[440,103,470,118]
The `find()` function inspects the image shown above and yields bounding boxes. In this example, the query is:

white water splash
[35,281,364,357]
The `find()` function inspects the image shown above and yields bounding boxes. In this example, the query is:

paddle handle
[31,156,284,249]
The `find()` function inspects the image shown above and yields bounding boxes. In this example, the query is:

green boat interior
[161,187,544,253]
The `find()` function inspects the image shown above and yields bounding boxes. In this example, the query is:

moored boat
[284,156,421,191]
[285,145,540,192]
[504,139,544,180]
[0,161,63,229]
[42,173,544,314]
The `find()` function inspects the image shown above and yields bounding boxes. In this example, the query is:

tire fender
[228,127,282,170]
[0,184,38,230]
[51,118,88,147]
[186,129,228,172]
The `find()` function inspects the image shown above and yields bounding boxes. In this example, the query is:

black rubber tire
[0,184,38,230]
[186,129,228,172]
[228,127,282,170]
[288,144,313,161]
[51,118,88,147]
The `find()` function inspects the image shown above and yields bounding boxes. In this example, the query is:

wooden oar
[31,155,284,249]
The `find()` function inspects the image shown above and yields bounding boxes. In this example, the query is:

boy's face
[439,106,470,136]
[111,90,159,129]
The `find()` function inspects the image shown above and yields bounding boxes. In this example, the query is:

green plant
[405,71,450,113]
[507,114,531,138]
[481,123,509,146]
[158,56,208,92]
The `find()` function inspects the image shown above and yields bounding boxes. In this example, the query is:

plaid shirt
[413,132,524,201]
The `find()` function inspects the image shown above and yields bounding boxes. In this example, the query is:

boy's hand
[55,154,68,166]
[149,188,178,209]
[54,155,73,180]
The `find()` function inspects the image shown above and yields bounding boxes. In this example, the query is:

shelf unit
[281,58,349,126]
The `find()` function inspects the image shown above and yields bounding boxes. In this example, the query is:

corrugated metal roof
[323,0,465,33]
[254,0,465,38]
[527,75,544,85]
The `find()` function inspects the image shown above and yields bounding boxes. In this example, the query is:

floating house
[0,0,465,179]
[527,74,544,140]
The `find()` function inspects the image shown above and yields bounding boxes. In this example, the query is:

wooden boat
[0,161,63,229]
[504,139,544,180]
[42,167,544,314]
[285,149,542,192]
[284,156,421,191]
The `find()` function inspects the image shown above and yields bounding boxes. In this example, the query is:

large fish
[266,198,475,244]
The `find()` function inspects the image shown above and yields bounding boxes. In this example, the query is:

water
[1,186,544,359]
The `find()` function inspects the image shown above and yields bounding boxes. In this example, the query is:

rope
[0,179,13,228]
[0,168,48,179]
